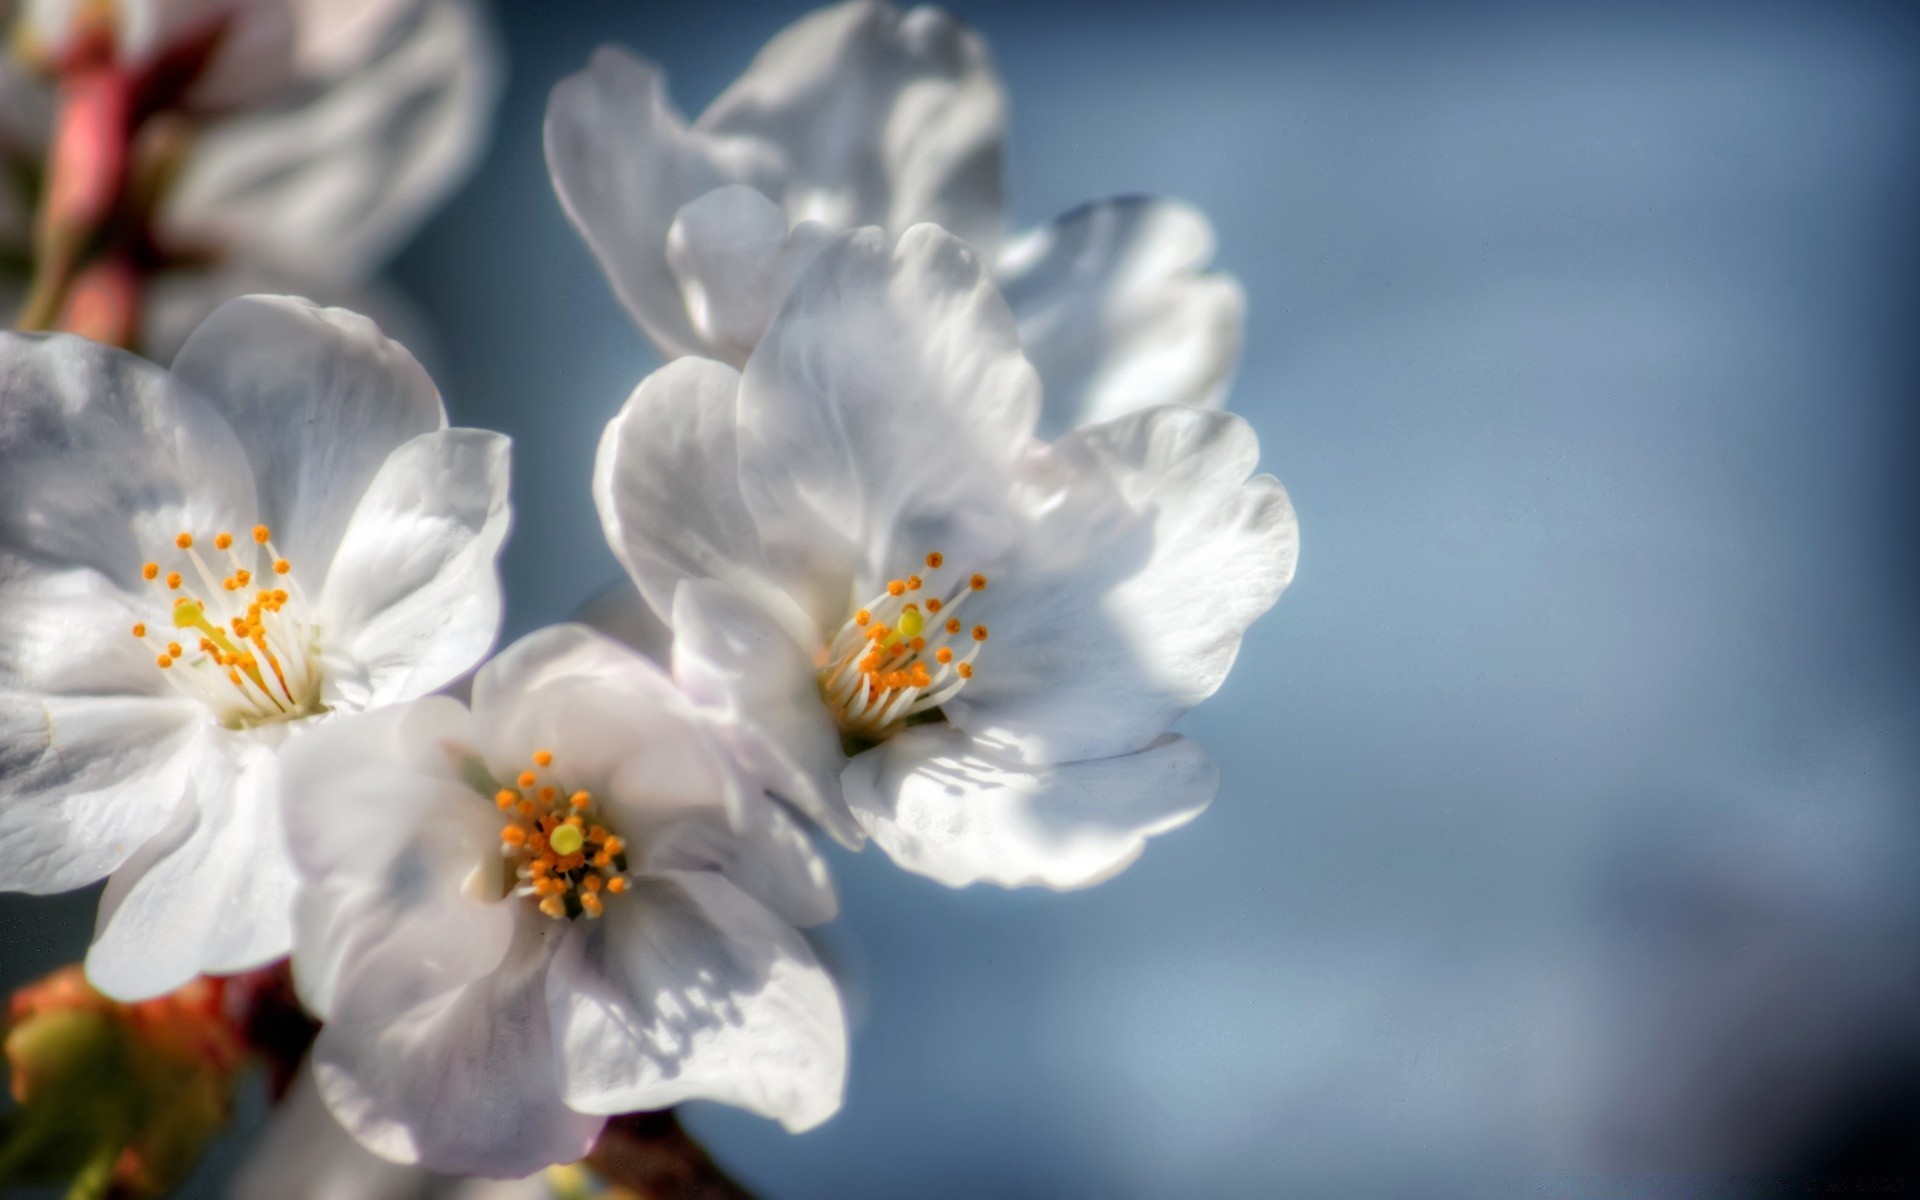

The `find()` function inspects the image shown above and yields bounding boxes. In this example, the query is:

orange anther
[581,893,604,918]
[174,533,193,549]
[533,749,553,767]
[501,825,527,846]
[570,791,591,810]
[911,637,926,652]
[496,789,517,809]
[602,836,625,856]
[887,580,906,597]
[539,896,565,919]
[142,562,159,581]
[972,625,988,641]
[166,642,182,657]
[234,570,250,586]
[165,572,182,589]
[155,654,172,668]
[252,526,270,544]
[517,800,536,818]
[213,532,233,550]
[854,609,871,626]
[273,559,291,575]
[517,771,536,788]
[906,575,923,591]
[936,647,953,664]
[606,877,628,894]
[945,618,962,634]
[130,623,146,638]
[925,552,944,569]
[957,663,974,679]
[926,597,943,613]
[583,874,603,892]
[538,787,556,803]
[228,669,243,686]
[970,574,987,590]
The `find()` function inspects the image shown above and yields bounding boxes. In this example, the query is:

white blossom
[281,624,846,1177]
[1,0,500,357]
[545,0,1242,434]
[0,293,511,999]
[596,223,1297,887]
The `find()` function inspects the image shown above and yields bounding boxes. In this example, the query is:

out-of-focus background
[10,0,1920,1195]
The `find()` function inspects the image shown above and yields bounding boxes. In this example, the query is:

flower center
[130,526,323,728]
[818,551,989,741]
[495,749,630,921]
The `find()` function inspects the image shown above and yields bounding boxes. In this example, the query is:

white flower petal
[286,0,418,79]
[85,731,295,999]
[544,45,727,358]
[574,579,671,666]
[665,185,832,366]
[843,727,1216,890]
[642,790,838,929]
[169,294,445,576]
[696,0,1006,256]
[593,356,804,634]
[313,921,602,1178]
[164,0,502,282]
[669,580,860,848]
[0,689,198,894]
[997,197,1246,433]
[278,697,501,1019]
[0,332,259,586]
[737,224,1039,599]
[471,625,725,820]
[0,561,201,897]
[949,405,1298,763]
[316,428,510,711]
[230,1061,432,1200]
[546,869,846,1131]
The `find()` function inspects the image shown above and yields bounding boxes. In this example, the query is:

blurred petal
[844,727,1216,889]
[230,1060,433,1200]
[950,406,1298,763]
[86,732,294,998]
[998,197,1246,433]
[546,869,847,1131]
[169,295,445,575]
[696,0,1006,254]
[666,185,831,366]
[573,579,671,666]
[737,224,1039,599]
[317,428,510,710]
[165,0,502,280]
[545,45,726,357]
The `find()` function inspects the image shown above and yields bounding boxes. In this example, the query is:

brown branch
[584,1111,756,1200]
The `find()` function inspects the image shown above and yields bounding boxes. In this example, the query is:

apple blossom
[546,0,1242,434]
[281,624,846,1178]
[0,293,511,1000]
[595,222,1297,887]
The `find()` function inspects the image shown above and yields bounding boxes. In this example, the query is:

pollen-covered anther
[817,550,988,739]
[496,752,631,921]
[129,527,320,728]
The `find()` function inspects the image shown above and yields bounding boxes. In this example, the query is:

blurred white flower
[546,0,1242,433]
[1,0,500,356]
[0,293,511,1000]
[596,223,1297,887]
[281,623,846,1177]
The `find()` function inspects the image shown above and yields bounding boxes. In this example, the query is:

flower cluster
[0,0,1299,1187]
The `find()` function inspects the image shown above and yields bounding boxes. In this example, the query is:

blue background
[11,0,1920,1195]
